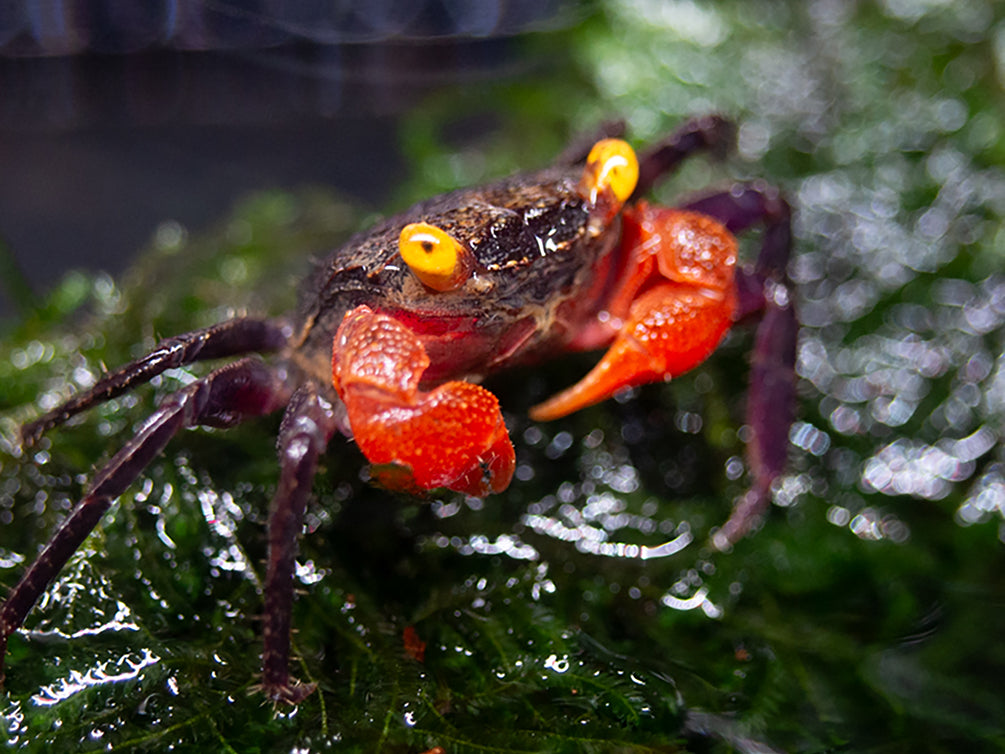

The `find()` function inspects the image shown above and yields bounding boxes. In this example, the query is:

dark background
[0,0,573,317]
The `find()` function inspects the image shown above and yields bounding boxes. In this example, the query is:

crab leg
[259,383,338,704]
[715,297,797,546]
[633,115,735,197]
[332,305,515,497]
[22,317,289,446]
[530,205,738,421]
[686,185,796,545]
[0,358,291,687]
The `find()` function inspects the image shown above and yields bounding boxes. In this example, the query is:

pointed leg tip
[254,678,317,706]
[19,421,43,449]
[713,488,770,550]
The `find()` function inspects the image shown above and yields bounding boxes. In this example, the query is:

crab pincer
[531,205,738,420]
[333,305,515,497]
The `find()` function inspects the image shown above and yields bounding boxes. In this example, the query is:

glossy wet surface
[2,2,1004,751]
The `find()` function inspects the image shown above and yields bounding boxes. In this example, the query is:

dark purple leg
[559,115,733,188]
[555,120,628,165]
[634,115,735,197]
[685,184,798,547]
[22,317,290,446]
[258,384,339,704]
[0,357,291,687]
[722,298,798,546]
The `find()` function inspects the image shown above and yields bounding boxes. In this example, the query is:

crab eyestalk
[399,222,474,292]
[578,138,639,209]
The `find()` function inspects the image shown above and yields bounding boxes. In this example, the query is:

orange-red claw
[333,305,515,497]
[530,207,738,422]
[529,287,735,421]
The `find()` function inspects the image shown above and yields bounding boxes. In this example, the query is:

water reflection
[31,649,160,707]
[957,464,1005,540]
[24,598,139,643]
[660,586,721,618]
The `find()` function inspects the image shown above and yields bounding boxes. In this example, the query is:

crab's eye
[399,222,473,292]
[579,138,639,206]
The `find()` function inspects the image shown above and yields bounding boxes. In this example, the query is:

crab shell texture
[292,164,623,389]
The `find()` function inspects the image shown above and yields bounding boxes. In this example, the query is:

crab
[0,116,796,703]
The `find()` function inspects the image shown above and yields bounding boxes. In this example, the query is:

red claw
[531,204,737,421]
[333,305,515,497]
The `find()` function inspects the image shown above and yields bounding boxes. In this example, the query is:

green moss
[2,2,1005,751]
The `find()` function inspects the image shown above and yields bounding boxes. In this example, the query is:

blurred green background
[1,1,1004,751]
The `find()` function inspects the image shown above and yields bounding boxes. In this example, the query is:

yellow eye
[579,138,639,206]
[399,222,473,292]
